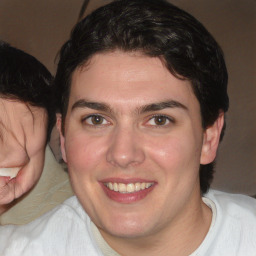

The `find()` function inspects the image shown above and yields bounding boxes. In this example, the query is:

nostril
[106,141,145,168]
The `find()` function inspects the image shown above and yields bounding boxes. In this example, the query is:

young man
[0,41,73,224]
[0,0,255,255]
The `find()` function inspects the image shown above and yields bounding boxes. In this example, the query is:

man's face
[60,51,220,239]
[0,99,48,204]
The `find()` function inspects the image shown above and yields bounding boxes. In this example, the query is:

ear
[200,112,224,165]
[56,113,67,163]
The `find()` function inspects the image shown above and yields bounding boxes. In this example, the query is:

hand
[0,176,16,214]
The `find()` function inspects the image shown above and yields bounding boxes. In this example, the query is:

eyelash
[81,114,109,127]
[146,114,174,127]
[81,114,174,128]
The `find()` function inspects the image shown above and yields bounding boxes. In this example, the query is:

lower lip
[101,183,155,204]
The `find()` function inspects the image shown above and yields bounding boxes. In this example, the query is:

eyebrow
[140,100,188,113]
[71,99,187,114]
[71,99,111,112]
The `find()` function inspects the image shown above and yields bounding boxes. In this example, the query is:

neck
[99,188,212,256]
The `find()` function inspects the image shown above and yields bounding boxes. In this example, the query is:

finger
[0,176,15,204]
[0,176,11,186]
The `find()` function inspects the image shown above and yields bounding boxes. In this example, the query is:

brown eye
[154,116,168,125]
[147,115,172,126]
[84,115,108,125]
[91,115,103,125]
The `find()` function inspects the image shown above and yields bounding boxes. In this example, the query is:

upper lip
[100,177,156,184]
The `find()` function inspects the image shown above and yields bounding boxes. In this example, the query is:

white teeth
[145,183,151,189]
[118,183,126,193]
[105,182,153,193]
[113,183,118,192]
[135,183,141,191]
[126,183,135,193]
[0,167,21,178]
[108,182,113,190]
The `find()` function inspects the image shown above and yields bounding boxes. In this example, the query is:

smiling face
[0,98,48,205]
[59,51,222,245]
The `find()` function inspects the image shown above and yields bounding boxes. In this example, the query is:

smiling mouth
[104,182,154,193]
[0,167,21,179]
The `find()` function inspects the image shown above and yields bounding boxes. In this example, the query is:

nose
[0,129,28,168]
[106,125,145,168]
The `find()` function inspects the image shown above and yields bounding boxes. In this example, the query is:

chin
[100,213,153,238]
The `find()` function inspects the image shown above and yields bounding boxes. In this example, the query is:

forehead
[69,51,197,110]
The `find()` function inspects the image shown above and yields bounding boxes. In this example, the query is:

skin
[58,51,224,255]
[0,99,48,214]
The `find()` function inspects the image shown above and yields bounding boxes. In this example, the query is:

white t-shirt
[191,190,256,255]
[0,190,255,256]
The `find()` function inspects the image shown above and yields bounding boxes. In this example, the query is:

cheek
[65,134,107,175]
[147,137,184,169]
[146,133,202,174]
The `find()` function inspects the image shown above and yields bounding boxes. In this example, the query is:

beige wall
[0,0,255,195]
